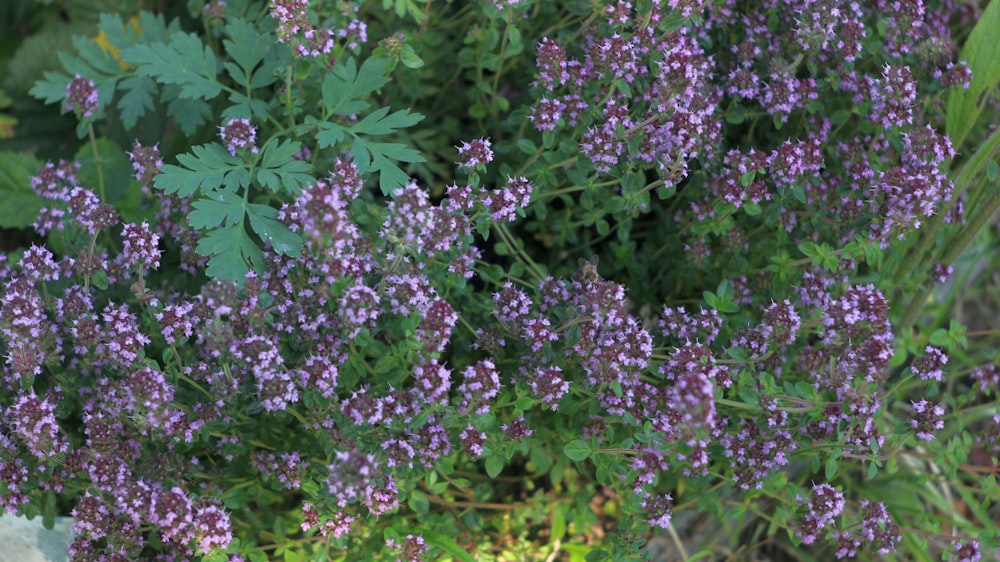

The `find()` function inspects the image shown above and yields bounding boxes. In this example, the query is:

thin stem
[88,123,106,202]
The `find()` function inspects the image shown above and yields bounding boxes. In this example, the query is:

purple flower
[796,484,845,545]
[194,504,233,552]
[455,137,494,170]
[65,75,99,118]
[953,540,982,562]
[641,493,673,530]
[127,141,163,185]
[218,118,258,156]
[458,359,501,415]
[118,221,162,273]
[529,366,569,409]
[386,534,428,562]
[912,346,947,381]
[9,393,68,458]
[910,399,945,440]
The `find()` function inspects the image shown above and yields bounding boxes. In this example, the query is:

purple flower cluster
[65,75,99,118]
[218,118,258,156]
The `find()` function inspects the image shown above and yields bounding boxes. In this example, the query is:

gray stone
[0,513,73,562]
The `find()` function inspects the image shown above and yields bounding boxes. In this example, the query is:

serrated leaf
[322,57,389,115]
[116,75,157,128]
[315,122,347,148]
[188,190,246,229]
[246,203,303,257]
[351,139,424,195]
[223,18,273,88]
[351,106,425,136]
[0,152,45,229]
[121,32,221,100]
[256,139,314,194]
[166,94,212,135]
[29,71,73,105]
[154,143,249,197]
[197,222,261,281]
[225,93,270,121]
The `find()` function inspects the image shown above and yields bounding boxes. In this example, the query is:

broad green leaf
[407,490,429,513]
[322,57,389,116]
[154,143,249,197]
[351,107,424,136]
[564,440,591,461]
[315,122,347,148]
[223,18,273,88]
[255,139,314,194]
[485,454,503,478]
[246,203,303,257]
[946,0,1000,148]
[188,190,246,229]
[167,93,212,135]
[0,152,45,229]
[116,76,157,128]
[197,222,261,281]
[42,491,56,530]
[550,504,567,542]
[121,32,222,100]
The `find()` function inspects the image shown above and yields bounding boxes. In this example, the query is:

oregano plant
[0,0,998,561]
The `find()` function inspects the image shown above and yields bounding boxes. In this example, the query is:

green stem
[895,125,1000,283]
[87,124,106,202]
[897,169,1000,334]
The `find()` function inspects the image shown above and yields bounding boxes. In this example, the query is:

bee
[575,255,601,285]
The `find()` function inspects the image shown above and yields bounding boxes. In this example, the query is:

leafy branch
[155,139,314,281]
[311,56,426,194]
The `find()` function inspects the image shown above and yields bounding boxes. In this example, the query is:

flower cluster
[5,0,993,560]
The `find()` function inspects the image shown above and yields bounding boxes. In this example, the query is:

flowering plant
[0,0,999,560]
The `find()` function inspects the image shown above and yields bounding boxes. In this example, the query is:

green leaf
[154,143,250,197]
[408,490,429,513]
[946,0,1000,148]
[246,203,303,257]
[351,106,424,136]
[188,190,246,229]
[43,491,56,530]
[550,504,567,542]
[223,18,273,88]
[517,138,537,154]
[196,222,261,281]
[167,94,212,135]
[400,48,424,69]
[351,139,425,195]
[116,76,157,129]
[825,457,838,480]
[564,440,591,462]
[485,454,503,478]
[121,32,222,100]
[315,122,347,147]
[0,152,45,228]
[322,57,389,115]
[255,139,314,194]
[422,531,475,562]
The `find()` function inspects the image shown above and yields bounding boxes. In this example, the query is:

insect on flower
[575,255,601,285]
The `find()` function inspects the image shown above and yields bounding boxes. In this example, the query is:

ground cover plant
[1,0,999,560]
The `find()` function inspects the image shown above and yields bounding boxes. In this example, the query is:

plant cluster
[0,0,999,560]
